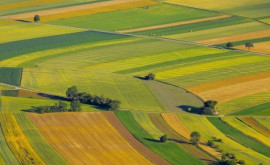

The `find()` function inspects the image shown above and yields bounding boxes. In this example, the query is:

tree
[245,42,254,51]
[201,107,215,115]
[66,86,78,100]
[238,160,245,165]
[160,134,168,143]
[207,140,215,147]
[108,100,121,111]
[70,100,81,112]
[226,42,233,49]
[190,131,201,145]
[34,15,40,22]
[204,100,217,109]
[145,73,155,80]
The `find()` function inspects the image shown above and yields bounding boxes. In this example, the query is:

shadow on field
[144,138,161,143]
[169,138,188,144]
[178,105,202,114]
[133,75,147,80]
[21,106,37,113]
[16,19,31,23]
[37,93,69,101]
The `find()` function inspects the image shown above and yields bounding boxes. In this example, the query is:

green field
[208,117,270,158]
[116,111,206,165]
[0,67,22,86]
[14,113,68,165]
[231,102,270,116]
[50,3,218,31]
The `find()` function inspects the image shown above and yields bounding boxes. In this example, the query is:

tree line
[66,86,121,111]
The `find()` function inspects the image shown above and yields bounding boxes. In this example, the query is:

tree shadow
[37,93,69,101]
[15,19,31,23]
[178,105,202,114]
[21,106,37,113]
[144,138,161,143]
[168,138,188,144]
[133,75,147,80]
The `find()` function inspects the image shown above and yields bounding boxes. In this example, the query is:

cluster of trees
[34,100,81,113]
[226,42,254,51]
[218,153,245,165]
[66,86,121,111]
[201,100,218,115]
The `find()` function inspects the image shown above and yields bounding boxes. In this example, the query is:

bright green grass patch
[115,111,206,165]
[221,117,270,148]
[14,113,68,165]
[131,111,163,139]
[178,114,270,165]
[134,16,251,36]
[166,22,269,41]
[0,30,129,61]
[0,20,83,43]
[231,102,270,116]
[50,3,218,31]
[0,96,97,113]
[0,67,22,86]
[208,117,270,158]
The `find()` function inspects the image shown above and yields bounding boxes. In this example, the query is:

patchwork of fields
[0,0,269,165]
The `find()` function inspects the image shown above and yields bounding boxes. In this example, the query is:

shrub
[160,135,168,143]
[34,15,40,22]
[145,73,155,80]
[207,140,215,147]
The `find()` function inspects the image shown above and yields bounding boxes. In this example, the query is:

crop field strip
[28,112,153,165]
[231,102,270,116]
[14,113,68,165]
[0,67,22,86]
[103,112,170,165]
[254,117,270,130]
[164,0,270,18]
[178,114,270,165]
[148,113,217,164]
[235,41,270,54]
[115,111,206,165]
[118,14,231,33]
[161,113,221,159]
[0,113,45,165]
[48,3,218,31]
[208,117,270,158]
[0,0,104,16]
[221,117,270,148]
[238,117,270,138]
[6,0,159,22]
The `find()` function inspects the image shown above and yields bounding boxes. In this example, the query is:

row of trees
[34,100,81,113]
[226,42,254,51]
[66,86,121,111]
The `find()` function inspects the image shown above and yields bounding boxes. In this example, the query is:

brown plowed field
[103,112,170,165]
[28,112,153,165]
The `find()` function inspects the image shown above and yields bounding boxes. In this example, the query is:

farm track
[103,112,170,165]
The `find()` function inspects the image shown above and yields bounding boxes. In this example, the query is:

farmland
[0,0,270,164]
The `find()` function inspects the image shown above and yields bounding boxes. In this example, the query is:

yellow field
[28,112,153,165]
[240,117,270,138]
[0,20,83,43]
[197,29,270,45]
[0,113,45,165]
[7,0,158,22]
[235,41,270,54]
[156,55,268,79]
[198,77,270,103]
[0,0,65,11]
[187,71,270,93]
[118,14,231,33]
[221,117,270,148]
[161,113,221,158]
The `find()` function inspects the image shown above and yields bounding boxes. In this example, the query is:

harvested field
[187,71,270,94]
[149,113,217,164]
[161,113,221,159]
[197,29,270,45]
[119,14,231,33]
[28,112,153,165]
[239,117,270,138]
[0,113,44,165]
[7,0,157,21]
[235,41,270,54]
[198,77,270,103]
[103,112,170,165]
